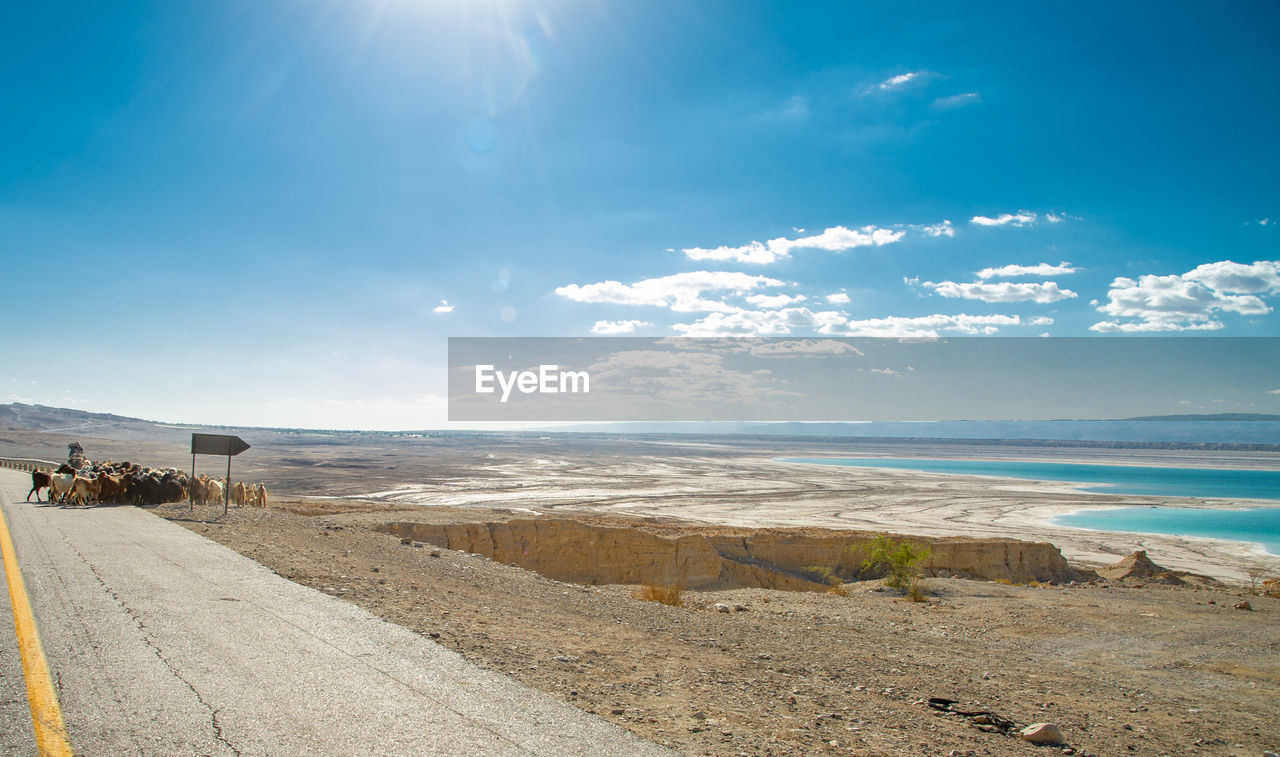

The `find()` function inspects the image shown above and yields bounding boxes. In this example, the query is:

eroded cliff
[375,517,1088,590]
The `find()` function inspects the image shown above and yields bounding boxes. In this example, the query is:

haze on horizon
[2,1,1279,430]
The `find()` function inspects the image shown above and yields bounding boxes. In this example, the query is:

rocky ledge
[375,517,1093,590]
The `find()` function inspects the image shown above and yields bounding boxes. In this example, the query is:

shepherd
[68,441,85,469]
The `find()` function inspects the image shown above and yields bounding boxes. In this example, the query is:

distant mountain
[1118,413,1280,422]
[0,403,159,432]
[0,403,245,445]
[5,403,1280,446]
[736,419,1280,443]
[543,418,1280,444]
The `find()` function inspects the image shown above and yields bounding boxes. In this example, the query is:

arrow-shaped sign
[191,433,251,457]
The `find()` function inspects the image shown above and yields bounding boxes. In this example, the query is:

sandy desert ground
[154,497,1279,757]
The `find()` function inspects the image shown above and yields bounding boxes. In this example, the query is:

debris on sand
[927,698,1016,733]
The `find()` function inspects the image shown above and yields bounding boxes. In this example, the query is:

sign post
[190,434,251,516]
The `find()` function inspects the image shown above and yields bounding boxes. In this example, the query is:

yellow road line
[0,501,74,756]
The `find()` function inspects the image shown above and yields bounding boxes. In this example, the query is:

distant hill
[736,419,1280,444]
[4,402,1280,446]
[0,403,164,434]
[0,403,250,445]
[545,418,1280,444]
[1119,413,1280,422]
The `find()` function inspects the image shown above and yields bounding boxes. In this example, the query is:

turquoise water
[1054,507,1280,555]
[778,456,1280,554]
[777,457,1280,500]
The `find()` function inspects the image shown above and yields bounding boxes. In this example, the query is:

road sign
[191,434,251,457]
[190,434,252,515]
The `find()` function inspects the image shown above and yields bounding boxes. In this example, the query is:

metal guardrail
[0,458,60,473]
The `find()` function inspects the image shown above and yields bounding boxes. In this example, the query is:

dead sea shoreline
[350,450,1280,584]
[774,456,1280,565]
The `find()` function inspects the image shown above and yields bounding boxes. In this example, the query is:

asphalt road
[0,469,671,756]
[0,523,37,751]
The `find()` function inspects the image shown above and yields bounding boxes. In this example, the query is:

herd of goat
[26,461,269,508]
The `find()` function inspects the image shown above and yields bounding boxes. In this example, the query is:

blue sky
[2,1,1278,428]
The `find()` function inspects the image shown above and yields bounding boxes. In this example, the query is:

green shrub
[856,534,932,590]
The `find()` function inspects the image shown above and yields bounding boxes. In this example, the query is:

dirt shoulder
[156,498,1278,757]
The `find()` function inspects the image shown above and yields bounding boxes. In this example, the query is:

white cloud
[671,307,840,336]
[976,262,1078,279]
[867,367,899,376]
[1090,260,1280,332]
[921,280,1078,303]
[774,225,905,255]
[745,293,806,308]
[920,220,955,238]
[1030,316,1054,326]
[673,307,1023,337]
[683,218,963,266]
[971,211,1037,227]
[648,336,863,359]
[825,292,851,304]
[432,300,454,313]
[555,271,784,313]
[836,313,1021,337]
[683,224,905,264]
[682,242,778,265]
[747,339,864,358]
[1182,260,1280,294]
[932,92,981,109]
[590,319,652,335]
[1090,317,1224,333]
[878,71,924,90]
[1267,388,1280,395]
